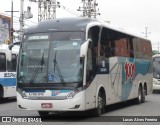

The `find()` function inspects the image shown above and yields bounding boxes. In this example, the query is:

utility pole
[19,0,24,41]
[29,0,57,22]
[143,27,151,38]
[77,0,100,18]
[19,0,33,41]
[5,0,19,43]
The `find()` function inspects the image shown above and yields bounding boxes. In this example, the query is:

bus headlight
[66,88,82,99]
[153,78,160,85]
[17,88,27,98]
[153,79,156,85]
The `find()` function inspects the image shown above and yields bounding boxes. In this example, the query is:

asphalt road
[0,93,160,125]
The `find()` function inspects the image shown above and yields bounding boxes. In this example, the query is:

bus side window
[87,48,93,76]
[12,54,17,71]
[0,53,6,71]
[7,54,17,72]
[86,47,96,81]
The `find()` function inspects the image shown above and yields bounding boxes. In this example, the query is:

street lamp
[20,0,33,41]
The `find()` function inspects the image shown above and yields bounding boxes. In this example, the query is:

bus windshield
[17,32,84,84]
[153,57,160,79]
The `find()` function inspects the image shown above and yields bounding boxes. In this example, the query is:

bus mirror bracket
[7,42,20,61]
[80,40,90,57]
[6,48,12,61]
[8,42,20,50]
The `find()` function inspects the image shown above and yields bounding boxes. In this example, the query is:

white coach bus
[16,18,153,116]
[0,44,19,98]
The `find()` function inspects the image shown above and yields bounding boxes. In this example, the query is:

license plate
[28,93,44,96]
[41,103,53,108]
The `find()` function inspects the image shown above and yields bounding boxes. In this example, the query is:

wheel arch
[138,82,143,90]
[96,85,106,107]
[144,82,147,95]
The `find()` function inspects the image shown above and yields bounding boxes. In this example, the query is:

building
[0,14,11,44]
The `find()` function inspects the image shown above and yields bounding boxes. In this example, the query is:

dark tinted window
[0,53,6,71]
[100,28,133,58]
[7,54,17,72]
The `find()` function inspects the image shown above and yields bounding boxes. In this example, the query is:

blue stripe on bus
[0,78,16,86]
[24,90,45,93]
[119,57,151,101]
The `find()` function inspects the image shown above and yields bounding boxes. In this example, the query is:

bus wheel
[38,111,49,117]
[135,85,145,104]
[141,88,145,103]
[0,86,4,98]
[93,92,104,116]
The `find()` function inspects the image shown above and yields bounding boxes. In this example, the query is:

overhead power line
[57,2,81,17]
[29,0,81,22]
[142,26,151,38]
[77,0,100,18]
[29,0,57,22]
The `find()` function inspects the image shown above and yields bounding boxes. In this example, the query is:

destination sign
[28,35,49,40]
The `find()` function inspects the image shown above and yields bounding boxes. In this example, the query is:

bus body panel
[0,44,19,98]
[0,72,16,98]
[3,86,16,98]
[95,57,152,105]
[85,76,97,110]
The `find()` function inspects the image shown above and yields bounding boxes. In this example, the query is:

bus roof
[100,21,150,41]
[25,17,98,33]
[25,17,150,42]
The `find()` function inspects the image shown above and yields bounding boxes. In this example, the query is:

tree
[152,50,160,55]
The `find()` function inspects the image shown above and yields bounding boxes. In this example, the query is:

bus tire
[92,91,104,117]
[38,111,49,117]
[141,87,145,103]
[0,86,4,98]
[135,85,145,104]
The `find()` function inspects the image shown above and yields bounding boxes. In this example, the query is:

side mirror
[8,42,20,50]
[80,40,90,57]
[7,42,20,61]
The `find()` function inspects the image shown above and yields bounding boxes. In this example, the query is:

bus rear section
[0,44,19,98]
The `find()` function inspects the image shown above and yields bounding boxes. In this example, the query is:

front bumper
[153,78,160,91]
[17,91,86,111]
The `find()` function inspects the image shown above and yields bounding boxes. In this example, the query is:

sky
[0,0,160,50]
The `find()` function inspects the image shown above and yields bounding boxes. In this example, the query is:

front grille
[154,79,160,85]
[27,96,67,100]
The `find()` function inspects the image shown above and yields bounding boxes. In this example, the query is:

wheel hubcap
[98,96,103,109]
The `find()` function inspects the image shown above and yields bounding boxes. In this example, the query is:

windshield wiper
[18,74,27,83]
[29,53,44,83]
[53,50,65,85]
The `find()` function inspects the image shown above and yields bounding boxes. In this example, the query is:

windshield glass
[153,61,160,79]
[18,32,84,84]
[48,40,82,83]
